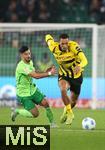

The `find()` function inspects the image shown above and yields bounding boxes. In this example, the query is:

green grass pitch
[0,107,105,150]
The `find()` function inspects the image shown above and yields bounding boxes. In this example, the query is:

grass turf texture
[0,107,105,150]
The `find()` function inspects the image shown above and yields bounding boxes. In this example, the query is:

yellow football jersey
[45,34,88,78]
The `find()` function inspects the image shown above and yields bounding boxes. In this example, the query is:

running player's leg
[39,99,55,126]
[59,79,73,124]
[70,75,83,109]
[32,88,55,126]
[70,91,79,109]
[59,79,70,105]
[11,97,39,121]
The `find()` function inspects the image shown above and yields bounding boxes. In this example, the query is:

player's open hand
[74,66,81,75]
[46,65,57,75]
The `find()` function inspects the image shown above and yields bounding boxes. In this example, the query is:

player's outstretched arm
[45,34,55,52]
[29,65,57,79]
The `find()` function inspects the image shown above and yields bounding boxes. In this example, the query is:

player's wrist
[78,64,82,68]
[48,71,52,76]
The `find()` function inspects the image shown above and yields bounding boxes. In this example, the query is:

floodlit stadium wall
[0,23,105,109]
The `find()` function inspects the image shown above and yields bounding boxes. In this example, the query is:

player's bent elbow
[83,60,88,68]
[83,57,88,67]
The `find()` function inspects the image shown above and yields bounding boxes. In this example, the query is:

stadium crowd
[0,0,105,24]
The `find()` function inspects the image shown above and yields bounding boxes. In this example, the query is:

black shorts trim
[58,74,83,95]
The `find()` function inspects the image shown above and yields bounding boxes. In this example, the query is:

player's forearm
[78,52,88,68]
[29,71,51,79]
[45,34,55,51]
[45,34,54,43]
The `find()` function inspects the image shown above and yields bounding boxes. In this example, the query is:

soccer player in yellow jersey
[45,34,88,125]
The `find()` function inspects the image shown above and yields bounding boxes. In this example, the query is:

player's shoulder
[16,61,22,67]
[17,60,24,66]
[69,41,82,53]
[53,41,59,46]
[30,60,34,66]
[16,60,25,69]
[69,40,79,46]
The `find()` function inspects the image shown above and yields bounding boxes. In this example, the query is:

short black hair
[59,34,69,39]
[19,46,29,53]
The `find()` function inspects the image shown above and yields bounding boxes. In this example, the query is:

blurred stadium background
[0,1,105,150]
[0,0,105,24]
[0,0,105,109]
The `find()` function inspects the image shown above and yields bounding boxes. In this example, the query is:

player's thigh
[17,96,36,111]
[23,98,39,117]
[70,79,82,96]
[58,79,70,91]
[32,88,45,105]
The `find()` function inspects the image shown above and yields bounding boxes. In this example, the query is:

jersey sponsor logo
[56,55,73,61]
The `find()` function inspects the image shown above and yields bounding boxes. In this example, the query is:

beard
[25,57,31,63]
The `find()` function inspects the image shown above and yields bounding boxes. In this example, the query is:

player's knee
[42,100,49,108]
[32,111,39,118]
[31,109,39,118]
[60,85,67,91]
[61,89,67,96]
[41,99,49,108]
[59,80,69,91]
